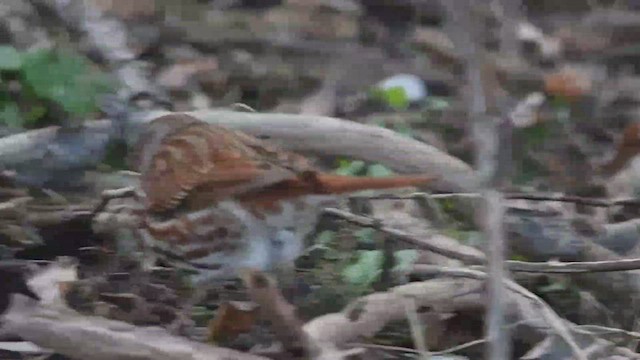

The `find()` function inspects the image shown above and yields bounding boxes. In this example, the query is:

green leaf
[510,254,529,261]
[315,230,336,246]
[335,159,366,176]
[0,103,23,128]
[354,228,375,244]
[367,163,394,177]
[0,46,22,71]
[342,250,383,287]
[520,123,550,148]
[382,86,409,110]
[21,49,114,117]
[303,230,336,256]
[23,105,47,126]
[393,249,418,273]
[370,86,410,110]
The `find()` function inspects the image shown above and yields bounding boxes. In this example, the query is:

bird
[123,113,437,288]
[89,113,438,335]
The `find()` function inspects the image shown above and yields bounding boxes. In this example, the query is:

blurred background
[0,0,634,192]
[3,0,640,359]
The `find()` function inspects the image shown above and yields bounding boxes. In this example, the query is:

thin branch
[325,207,640,274]
[575,324,640,341]
[322,207,486,264]
[430,319,531,356]
[414,257,640,274]
[351,191,640,208]
[402,296,431,359]
[504,193,640,207]
[431,0,512,357]
[499,258,640,273]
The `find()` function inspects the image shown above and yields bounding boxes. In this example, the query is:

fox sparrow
[97,113,436,287]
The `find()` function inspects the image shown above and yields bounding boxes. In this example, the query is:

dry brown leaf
[207,301,259,343]
[544,67,592,100]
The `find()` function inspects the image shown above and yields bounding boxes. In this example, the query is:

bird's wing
[130,114,314,212]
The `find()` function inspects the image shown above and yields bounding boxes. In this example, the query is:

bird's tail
[311,173,436,194]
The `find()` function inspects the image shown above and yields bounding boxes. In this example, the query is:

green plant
[332,119,404,178]
[371,86,410,111]
[341,248,419,293]
[342,249,384,289]
[0,46,115,129]
[334,157,395,178]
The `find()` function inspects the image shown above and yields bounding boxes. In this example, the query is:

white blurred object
[517,21,563,60]
[510,92,545,128]
[377,74,427,103]
[26,257,78,308]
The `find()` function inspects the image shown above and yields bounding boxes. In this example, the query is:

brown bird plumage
[122,113,436,283]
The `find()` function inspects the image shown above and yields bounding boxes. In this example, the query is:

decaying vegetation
[3,0,640,359]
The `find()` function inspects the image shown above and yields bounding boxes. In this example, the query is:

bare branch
[0,110,477,192]
[140,110,478,192]
[326,206,640,274]
[352,191,640,208]
[304,266,611,359]
[414,256,640,274]
[439,0,512,358]
[496,258,640,273]
[322,207,486,263]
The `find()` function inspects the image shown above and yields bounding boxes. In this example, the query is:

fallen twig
[575,324,640,341]
[497,258,640,273]
[409,267,588,360]
[402,296,431,359]
[0,110,477,192]
[304,277,483,350]
[1,258,269,360]
[303,265,629,359]
[136,109,477,192]
[322,207,486,264]
[352,191,640,208]
[327,206,640,274]
[413,258,640,274]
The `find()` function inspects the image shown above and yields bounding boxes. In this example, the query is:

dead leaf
[207,301,259,343]
[544,67,592,100]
